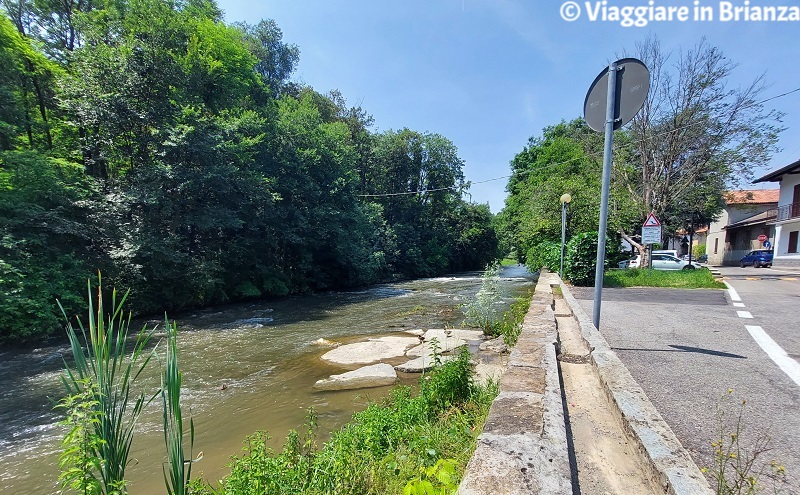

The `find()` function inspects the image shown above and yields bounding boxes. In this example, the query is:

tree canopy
[0,0,498,343]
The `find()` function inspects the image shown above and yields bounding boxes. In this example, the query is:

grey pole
[560,201,566,279]
[592,62,618,329]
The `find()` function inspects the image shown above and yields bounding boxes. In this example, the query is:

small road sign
[764,240,772,249]
[641,213,662,244]
[643,213,661,227]
[758,234,768,242]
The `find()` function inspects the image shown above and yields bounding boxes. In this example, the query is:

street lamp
[560,193,572,279]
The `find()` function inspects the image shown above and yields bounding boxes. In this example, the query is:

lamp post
[560,193,572,279]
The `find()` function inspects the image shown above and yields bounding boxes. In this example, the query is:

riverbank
[0,266,536,495]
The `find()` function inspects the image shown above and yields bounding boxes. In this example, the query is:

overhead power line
[357,85,800,199]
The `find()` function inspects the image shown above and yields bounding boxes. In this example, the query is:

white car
[651,254,704,270]
[626,254,703,270]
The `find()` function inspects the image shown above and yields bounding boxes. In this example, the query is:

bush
[462,262,503,331]
[525,241,561,273]
[564,232,620,286]
[693,244,707,258]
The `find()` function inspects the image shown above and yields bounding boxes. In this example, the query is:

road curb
[559,279,714,495]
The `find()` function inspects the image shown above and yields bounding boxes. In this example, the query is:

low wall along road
[458,270,712,495]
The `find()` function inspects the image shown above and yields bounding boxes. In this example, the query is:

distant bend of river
[0,265,536,494]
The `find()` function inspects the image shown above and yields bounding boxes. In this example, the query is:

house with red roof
[705,189,780,266]
[754,158,800,267]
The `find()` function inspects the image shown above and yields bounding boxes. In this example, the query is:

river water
[0,266,535,494]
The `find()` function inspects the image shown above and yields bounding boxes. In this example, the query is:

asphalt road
[571,269,800,493]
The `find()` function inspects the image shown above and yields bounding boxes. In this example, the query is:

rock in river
[320,336,420,365]
[314,363,398,391]
[395,354,456,373]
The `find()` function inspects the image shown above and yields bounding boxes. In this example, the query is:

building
[705,189,780,266]
[754,158,800,267]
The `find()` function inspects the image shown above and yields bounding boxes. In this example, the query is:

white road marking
[724,281,741,302]
[733,302,745,308]
[746,325,800,388]
[737,311,753,319]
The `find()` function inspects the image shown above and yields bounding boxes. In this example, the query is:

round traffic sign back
[584,58,650,133]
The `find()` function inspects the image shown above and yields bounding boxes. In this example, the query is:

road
[571,267,800,493]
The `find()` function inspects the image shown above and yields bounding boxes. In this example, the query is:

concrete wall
[458,272,572,494]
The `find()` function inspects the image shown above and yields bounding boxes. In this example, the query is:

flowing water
[0,266,535,494]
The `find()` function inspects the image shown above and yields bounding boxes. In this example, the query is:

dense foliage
[563,232,621,287]
[496,119,638,265]
[0,1,498,343]
[189,348,497,495]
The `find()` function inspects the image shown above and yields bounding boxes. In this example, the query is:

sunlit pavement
[571,278,800,493]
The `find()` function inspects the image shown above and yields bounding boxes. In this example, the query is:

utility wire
[357,85,800,199]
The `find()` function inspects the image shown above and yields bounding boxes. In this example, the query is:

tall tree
[620,36,783,250]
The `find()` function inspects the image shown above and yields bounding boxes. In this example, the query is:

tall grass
[59,275,155,494]
[161,318,195,495]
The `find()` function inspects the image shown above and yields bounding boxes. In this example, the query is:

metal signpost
[584,58,649,329]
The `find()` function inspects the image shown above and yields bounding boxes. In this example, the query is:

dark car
[740,249,773,268]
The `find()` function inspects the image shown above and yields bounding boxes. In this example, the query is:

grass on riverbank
[189,349,497,495]
[604,268,726,289]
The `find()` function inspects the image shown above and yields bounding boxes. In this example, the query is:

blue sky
[217,0,800,212]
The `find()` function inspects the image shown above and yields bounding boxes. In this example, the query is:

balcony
[766,201,800,224]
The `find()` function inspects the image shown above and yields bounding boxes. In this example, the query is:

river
[0,265,535,494]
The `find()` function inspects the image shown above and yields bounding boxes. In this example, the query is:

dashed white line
[737,311,753,319]
[733,302,745,308]
[746,325,800,388]
[724,281,741,301]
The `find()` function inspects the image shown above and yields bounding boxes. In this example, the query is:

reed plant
[59,275,155,494]
[161,318,195,495]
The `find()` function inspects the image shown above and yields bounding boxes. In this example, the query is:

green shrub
[462,262,503,331]
[564,232,620,286]
[693,244,707,258]
[525,241,560,273]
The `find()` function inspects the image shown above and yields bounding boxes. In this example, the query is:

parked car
[740,250,773,268]
[653,249,679,258]
[679,254,706,263]
[651,254,703,270]
[626,254,702,270]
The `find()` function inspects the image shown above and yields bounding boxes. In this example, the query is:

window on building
[714,238,719,254]
[790,231,799,254]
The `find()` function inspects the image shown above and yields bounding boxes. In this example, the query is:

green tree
[498,119,637,263]
[621,36,783,251]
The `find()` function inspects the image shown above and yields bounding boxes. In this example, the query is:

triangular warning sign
[643,213,661,227]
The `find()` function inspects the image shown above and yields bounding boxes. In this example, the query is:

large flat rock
[406,336,467,357]
[423,329,485,342]
[320,336,420,365]
[313,363,398,391]
[395,355,456,373]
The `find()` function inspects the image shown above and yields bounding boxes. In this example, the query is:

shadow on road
[611,344,746,359]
